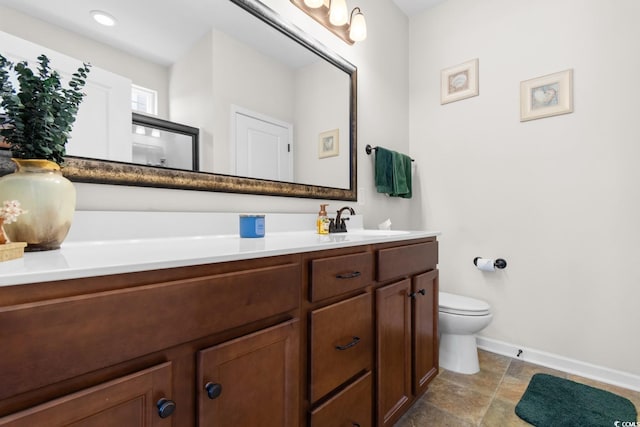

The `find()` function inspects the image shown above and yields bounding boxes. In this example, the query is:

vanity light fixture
[90,10,117,27]
[292,0,367,45]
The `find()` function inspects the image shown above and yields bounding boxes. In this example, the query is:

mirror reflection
[0,0,353,190]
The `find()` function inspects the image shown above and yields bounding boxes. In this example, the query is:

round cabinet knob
[156,398,176,419]
[205,382,223,400]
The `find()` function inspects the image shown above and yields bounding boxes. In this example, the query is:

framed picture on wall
[440,58,479,104]
[520,69,573,121]
[318,129,339,159]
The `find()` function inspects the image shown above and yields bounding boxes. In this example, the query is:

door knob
[156,398,176,418]
[205,382,223,399]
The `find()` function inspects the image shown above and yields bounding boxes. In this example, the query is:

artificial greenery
[0,54,91,165]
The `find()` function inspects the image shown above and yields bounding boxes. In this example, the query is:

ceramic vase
[0,159,76,251]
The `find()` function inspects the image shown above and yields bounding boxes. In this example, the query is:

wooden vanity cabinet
[0,236,439,427]
[375,239,439,427]
[0,255,301,427]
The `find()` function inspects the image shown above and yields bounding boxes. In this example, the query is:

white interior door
[233,108,293,181]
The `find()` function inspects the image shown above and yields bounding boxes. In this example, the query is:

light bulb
[90,10,117,27]
[329,0,348,26]
[349,9,367,42]
[304,0,324,8]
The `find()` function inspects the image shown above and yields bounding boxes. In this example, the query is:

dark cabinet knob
[156,398,176,418]
[205,382,223,400]
[418,288,426,296]
[408,292,416,299]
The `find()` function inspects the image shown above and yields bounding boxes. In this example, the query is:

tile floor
[395,349,640,426]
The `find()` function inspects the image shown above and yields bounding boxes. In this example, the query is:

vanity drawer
[310,252,373,302]
[377,240,438,282]
[309,371,372,427]
[309,292,372,403]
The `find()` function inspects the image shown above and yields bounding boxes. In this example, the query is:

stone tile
[505,359,568,384]
[494,373,529,405]
[478,349,512,375]
[394,351,639,426]
[438,366,504,398]
[435,350,510,399]
[481,398,531,427]
[394,399,474,427]
[423,375,494,425]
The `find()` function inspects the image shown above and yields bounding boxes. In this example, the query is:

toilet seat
[439,292,490,316]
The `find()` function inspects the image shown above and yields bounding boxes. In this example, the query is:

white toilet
[439,292,493,375]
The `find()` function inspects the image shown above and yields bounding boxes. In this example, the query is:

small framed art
[318,129,339,159]
[520,69,573,122]
[441,58,479,104]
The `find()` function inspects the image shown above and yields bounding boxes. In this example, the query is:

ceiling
[1,0,446,67]
[391,0,446,16]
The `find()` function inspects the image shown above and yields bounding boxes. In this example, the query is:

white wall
[170,32,215,172]
[294,60,350,189]
[0,6,170,118]
[410,0,640,375]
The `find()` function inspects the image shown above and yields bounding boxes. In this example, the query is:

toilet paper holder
[473,257,507,269]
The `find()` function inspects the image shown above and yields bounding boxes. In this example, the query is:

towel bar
[365,144,414,161]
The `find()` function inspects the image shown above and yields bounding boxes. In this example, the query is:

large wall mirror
[0,0,357,200]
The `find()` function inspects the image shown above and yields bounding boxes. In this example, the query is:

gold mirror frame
[0,0,357,201]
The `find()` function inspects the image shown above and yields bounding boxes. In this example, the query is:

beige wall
[410,0,640,374]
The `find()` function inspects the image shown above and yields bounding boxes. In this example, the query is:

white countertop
[0,211,439,287]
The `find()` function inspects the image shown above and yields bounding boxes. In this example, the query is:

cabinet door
[413,269,439,395]
[197,319,299,427]
[376,279,412,427]
[0,363,174,427]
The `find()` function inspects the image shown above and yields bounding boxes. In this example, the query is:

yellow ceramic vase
[0,159,76,251]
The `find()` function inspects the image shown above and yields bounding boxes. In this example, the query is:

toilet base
[439,333,480,374]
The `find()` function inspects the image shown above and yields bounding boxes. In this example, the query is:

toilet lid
[439,292,491,316]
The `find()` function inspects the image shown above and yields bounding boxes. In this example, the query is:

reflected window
[131,84,158,115]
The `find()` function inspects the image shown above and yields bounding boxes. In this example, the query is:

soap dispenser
[317,204,330,234]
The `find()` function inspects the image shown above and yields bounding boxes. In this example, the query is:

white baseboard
[476,336,640,392]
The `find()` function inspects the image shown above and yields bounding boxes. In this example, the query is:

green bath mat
[515,373,637,426]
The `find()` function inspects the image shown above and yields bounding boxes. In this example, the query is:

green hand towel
[375,147,395,194]
[390,151,412,199]
[374,147,412,199]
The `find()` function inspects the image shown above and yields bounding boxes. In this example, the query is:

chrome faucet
[329,206,355,233]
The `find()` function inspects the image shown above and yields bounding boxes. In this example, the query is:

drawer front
[377,240,438,282]
[310,252,373,302]
[310,371,372,427]
[0,262,300,400]
[310,293,372,403]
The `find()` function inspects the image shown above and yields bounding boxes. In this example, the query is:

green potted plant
[0,53,91,251]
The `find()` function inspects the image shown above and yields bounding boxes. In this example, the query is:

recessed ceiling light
[90,10,117,27]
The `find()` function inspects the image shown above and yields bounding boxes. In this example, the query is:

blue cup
[239,214,265,238]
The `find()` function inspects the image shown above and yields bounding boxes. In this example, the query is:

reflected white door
[234,109,293,181]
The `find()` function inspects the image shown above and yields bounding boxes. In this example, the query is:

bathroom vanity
[0,215,439,427]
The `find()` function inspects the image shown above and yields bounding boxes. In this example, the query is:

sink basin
[347,229,411,236]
